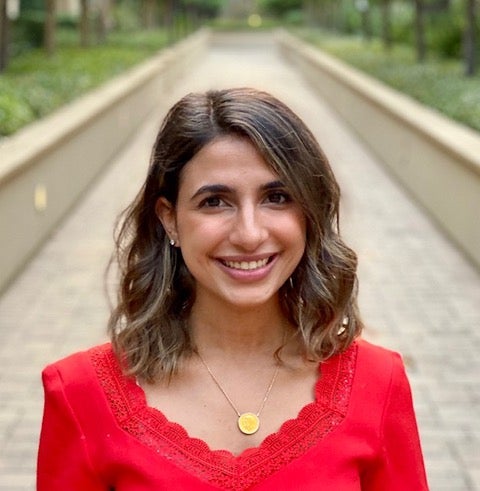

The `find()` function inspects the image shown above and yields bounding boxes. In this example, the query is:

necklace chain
[197,351,280,435]
[197,353,280,417]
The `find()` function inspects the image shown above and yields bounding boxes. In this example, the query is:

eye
[198,196,226,208]
[265,191,291,205]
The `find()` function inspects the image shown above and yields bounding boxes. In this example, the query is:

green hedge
[296,29,480,133]
[0,29,169,137]
[312,0,477,61]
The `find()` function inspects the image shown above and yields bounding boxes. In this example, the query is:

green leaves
[298,29,480,133]
[0,30,168,137]
[0,89,36,135]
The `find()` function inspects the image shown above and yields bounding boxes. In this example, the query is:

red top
[37,339,429,490]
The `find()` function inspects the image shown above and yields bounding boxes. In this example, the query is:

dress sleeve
[37,364,107,491]
[362,352,429,491]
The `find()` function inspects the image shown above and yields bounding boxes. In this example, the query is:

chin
[223,291,279,311]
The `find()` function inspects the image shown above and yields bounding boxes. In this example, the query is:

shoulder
[41,343,115,392]
[355,338,404,369]
[316,338,408,421]
[40,344,130,446]
[352,338,411,399]
[41,343,126,427]
[327,338,405,381]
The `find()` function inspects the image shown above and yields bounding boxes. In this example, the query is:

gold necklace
[197,353,280,435]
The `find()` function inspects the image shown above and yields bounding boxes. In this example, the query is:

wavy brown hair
[108,87,362,382]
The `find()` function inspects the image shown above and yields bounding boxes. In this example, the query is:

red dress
[37,339,429,490]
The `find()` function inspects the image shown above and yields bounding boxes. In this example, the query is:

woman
[38,88,429,490]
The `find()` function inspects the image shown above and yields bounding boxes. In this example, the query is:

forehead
[179,136,279,190]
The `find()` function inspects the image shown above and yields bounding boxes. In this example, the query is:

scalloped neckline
[133,364,324,459]
[91,343,357,489]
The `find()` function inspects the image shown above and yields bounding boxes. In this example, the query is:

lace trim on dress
[90,343,357,490]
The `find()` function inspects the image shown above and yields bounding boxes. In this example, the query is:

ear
[155,197,178,245]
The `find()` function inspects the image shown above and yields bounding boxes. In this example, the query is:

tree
[414,0,426,61]
[302,0,322,27]
[80,0,90,46]
[302,0,316,27]
[464,0,477,75]
[355,0,372,40]
[260,0,302,18]
[163,0,176,43]
[184,0,221,21]
[380,0,392,49]
[95,0,111,43]
[44,0,56,55]
[0,0,8,71]
[141,0,157,28]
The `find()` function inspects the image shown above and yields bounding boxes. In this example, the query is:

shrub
[20,11,46,46]
[0,89,36,134]
[283,9,304,25]
[390,2,414,45]
[259,0,302,18]
[427,12,463,58]
[295,29,480,133]
[0,29,170,137]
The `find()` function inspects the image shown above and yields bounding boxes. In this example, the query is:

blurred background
[0,1,479,490]
[0,0,479,138]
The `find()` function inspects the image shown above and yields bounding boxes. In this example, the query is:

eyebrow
[191,180,286,200]
[262,180,286,191]
[191,184,231,200]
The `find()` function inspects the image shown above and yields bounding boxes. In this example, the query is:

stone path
[0,32,479,490]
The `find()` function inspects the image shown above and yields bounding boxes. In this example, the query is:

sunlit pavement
[0,32,479,490]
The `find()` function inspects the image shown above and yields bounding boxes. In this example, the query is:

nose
[229,204,268,251]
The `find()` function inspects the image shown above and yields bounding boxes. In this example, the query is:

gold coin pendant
[238,412,260,435]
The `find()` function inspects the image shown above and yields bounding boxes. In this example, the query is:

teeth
[224,258,269,270]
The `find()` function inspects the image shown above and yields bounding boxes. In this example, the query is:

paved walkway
[0,33,479,490]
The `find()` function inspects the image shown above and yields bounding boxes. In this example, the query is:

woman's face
[157,136,306,311]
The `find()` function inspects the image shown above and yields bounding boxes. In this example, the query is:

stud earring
[169,238,175,246]
[337,316,349,336]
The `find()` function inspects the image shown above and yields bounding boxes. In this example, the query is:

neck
[189,295,289,363]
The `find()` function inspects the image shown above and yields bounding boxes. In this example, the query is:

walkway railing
[279,29,480,270]
[1,28,479,297]
[0,29,210,294]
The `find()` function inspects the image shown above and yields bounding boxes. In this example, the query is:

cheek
[282,211,307,245]
[177,216,227,250]
[288,216,307,265]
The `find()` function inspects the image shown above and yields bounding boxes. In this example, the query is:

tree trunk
[44,0,56,55]
[142,0,156,29]
[361,10,372,40]
[326,1,334,29]
[164,0,175,43]
[414,0,426,62]
[170,0,180,43]
[95,0,111,44]
[0,0,9,72]
[80,0,90,47]
[381,0,392,49]
[464,0,476,76]
[95,13,107,44]
[303,0,316,27]
[426,0,450,12]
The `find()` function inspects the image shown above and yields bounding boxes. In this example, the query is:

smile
[221,257,270,271]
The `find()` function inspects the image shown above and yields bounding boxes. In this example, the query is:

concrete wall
[0,29,210,293]
[278,30,480,270]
